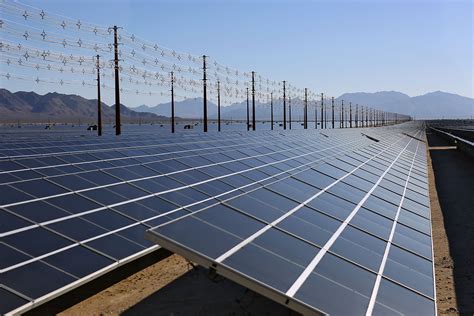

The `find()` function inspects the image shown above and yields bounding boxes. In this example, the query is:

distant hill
[135,97,307,121]
[0,89,166,123]
[336,91,474,119]
[2,89,472,122]
[336,91,411,108]
[136,98,218,118]
[135,91,473,120]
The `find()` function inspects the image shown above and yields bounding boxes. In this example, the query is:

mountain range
[0,89,166,123]
[335,91,473,119]
[135,91,473,120]
[0,89,472,122]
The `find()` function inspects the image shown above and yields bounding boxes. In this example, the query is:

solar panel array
[0,123,434,315]
[146,123,435,315]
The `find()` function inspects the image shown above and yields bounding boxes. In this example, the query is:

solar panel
[145,123,436,315]
[0,124,434,315]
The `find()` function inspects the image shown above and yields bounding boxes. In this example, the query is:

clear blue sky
[5,0,474,105]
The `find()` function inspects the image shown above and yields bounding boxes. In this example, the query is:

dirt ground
[427,131,474,315]
[58,254,190,315]
[56,253,294,316]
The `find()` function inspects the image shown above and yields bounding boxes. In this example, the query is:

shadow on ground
[26,250,174,316]
[427,131,474,314]
[122,266,297,316]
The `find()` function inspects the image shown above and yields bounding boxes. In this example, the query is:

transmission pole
[315,99,318,129]
[270,92,274,130]
[112,25,121,135]
[251,71,256,131]
[320,93,324,129]
[288,95,292,130]
[217,80,221,132]
[170,71,175,133]
[246,87,250,131]
[356,104,359,127]
[341,100,344,128]
[304,88,308,129]
[324,98,327,128]
[331,97,335,129]
[349,102,352,128]
[363,106,365,127]
[96,55,102,136]
[366,106,368,127]
[283,81,286,130]
[202,55,208,132]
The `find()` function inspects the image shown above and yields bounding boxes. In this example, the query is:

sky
[2,0,473,107]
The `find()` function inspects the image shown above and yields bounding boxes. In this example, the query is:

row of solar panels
[147,124,434,315]
[0,124,433,315]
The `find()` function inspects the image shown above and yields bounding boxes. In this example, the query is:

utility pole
[288,95,292,130]
[217,80,221,132]
[112,25,121,135]
[315,100,318,129]
[270,92,274,130]
[331,97,335,129]
[246,87,250,131]
[251,71,256,131]
[320,93,324,129]
[366,106,368,127]
[324,98,327,128]
[349,102,352,128]
[341,100,344,128]
[283,81,286,130]
[304,88,308,129]
[96,55,102,136]
[202,55,208,132]
[356,104,359,127]
[170,71,175,133]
